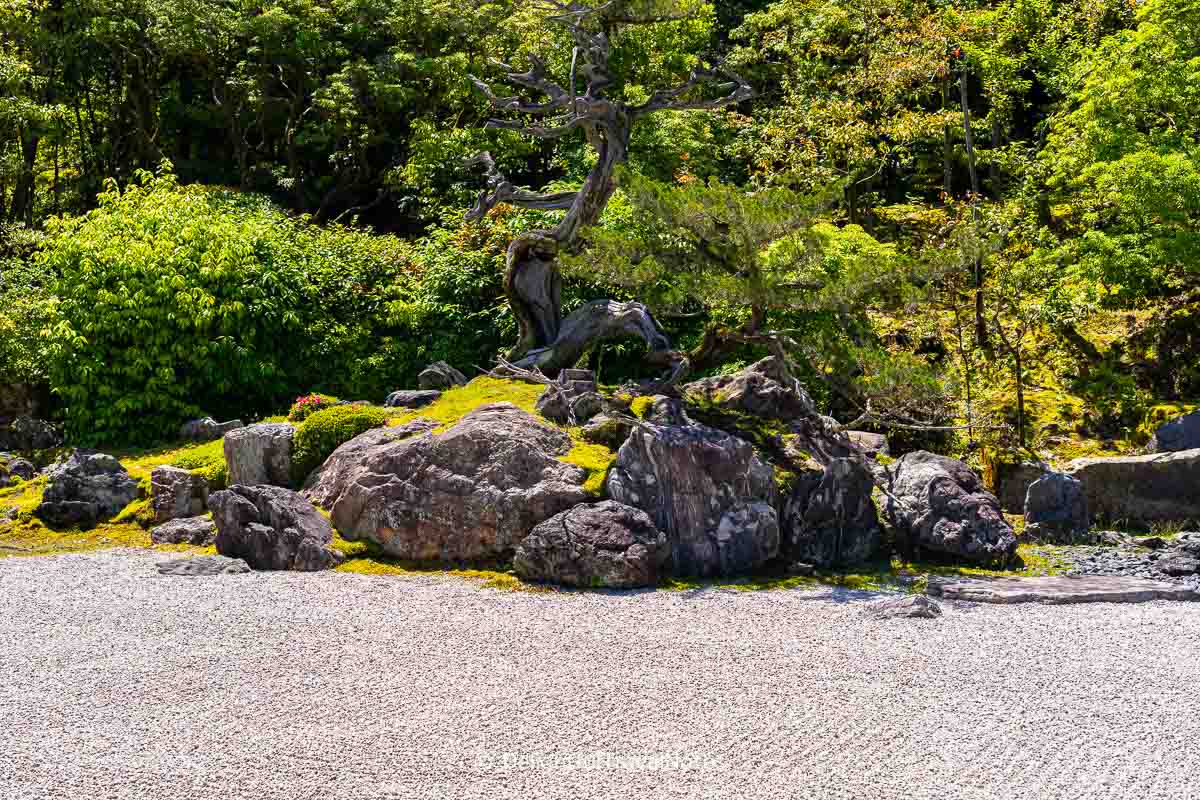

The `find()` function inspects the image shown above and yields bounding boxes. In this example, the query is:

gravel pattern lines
[1,550,1198,800]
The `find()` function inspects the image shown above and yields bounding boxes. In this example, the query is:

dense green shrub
[0,225,55,400]
[41,168,415,445]
[291,404,391,486]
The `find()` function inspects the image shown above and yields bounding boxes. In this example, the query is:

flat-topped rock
[927,575,1199,604]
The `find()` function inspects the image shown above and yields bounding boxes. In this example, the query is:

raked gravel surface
[1,551,1199,800]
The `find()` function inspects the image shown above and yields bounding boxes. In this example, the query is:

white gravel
[1,550,1199,800]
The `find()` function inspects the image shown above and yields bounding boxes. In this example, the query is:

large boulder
[180,417,244,442]
[384,390,441,409]
[513,501,670,588]
[314,403,589,562]
[1066,449,1200,526]
[1148,410,1200,453]
[992,461,1047,514]
[210,484,342,571]
[302,419,438,508]
[782,457,881,568]
[150,465,209,523]
[418,361,468,390]
[224,423,294,488]
[607,421,779,577]
[35,450,139,529]
[884,451,1017,564]
[150,515,218,545]
[684,356,816,422]
[1024,472,1090,544]
[0,415,61,452]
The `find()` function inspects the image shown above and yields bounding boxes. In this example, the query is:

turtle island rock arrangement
[35,450,139,529]
[210,484,343,571]
[883,450,1017,565]
[513,500,670,588]
[312,403,589,563]
[607,420,779,577]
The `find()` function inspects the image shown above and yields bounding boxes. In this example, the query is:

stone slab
[927,574,1199,604]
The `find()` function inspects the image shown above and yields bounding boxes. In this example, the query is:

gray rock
[384,390,442,409]
[0,415,61,452]
[1066,449,1200,526]
[150,515,218,545]
[638,395,690,426]
[535,383,572,424]
[782,457,881,568]
[150,465,209,523]
[302,419,438,509]
[993,461,1047,514]
[35,450,139,529]
[568,392,606,425]
[319,403,589,563]
[224,423,294,488]
[0,382,38,418]
[418,361,468,390]
[581,414,635,450]
[1024,472,1089,544]
[1148,410,1200,453]
[846,431,889,459]
[927,574,1198,604]
[884,451,1017,565]
[180,417,244,442]
[0,452,35,487]
[684,356,816,422]
[1157,556,1200,576]
[156,554,251,576]
[210,484,342,571]
[607,421,779,577]
[871,595,942,619]
[513,501,670,588]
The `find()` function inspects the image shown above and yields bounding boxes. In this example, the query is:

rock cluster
[35,450,139,529]
[314,403,588,563]
[210,484,343,571]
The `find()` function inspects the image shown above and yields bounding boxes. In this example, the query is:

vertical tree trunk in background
[942,76,953,196]
[9,129,40,225]
[989,115,1002,195]
[959,65,988,353]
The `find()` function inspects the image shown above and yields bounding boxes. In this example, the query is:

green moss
[1135,402,1199,445]
[629,396,654,420]
[113,497,155,528]
[562,436,618,497]
[389,376,546,431]
[330,534,542,591]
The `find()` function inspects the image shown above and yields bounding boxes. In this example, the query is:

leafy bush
[291,404,391,486]
[170,439,229,490]
[41,167,415,445]
[0,225,55,399]
[288,393,340,423]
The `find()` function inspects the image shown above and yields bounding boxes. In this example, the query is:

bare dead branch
[633,65,752,116]
[465,152,578,222]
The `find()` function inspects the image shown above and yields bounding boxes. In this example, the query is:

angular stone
[782,457,881,568]
[926,574,1199,604]
[157,555,251,576]
[683,356,816,422]
[884,451,1017,565]
[384,389,442,409]
[1024,472,1090,544]
[180,417,244,442]
[319,403,589,563]
[0,453,35,487]
[210,484,342,571]
[418,361,468,390]
[514,500,670,588]
[870,595,942,619]
[224,423,294,488]
[35,450,139,530]
[993,461,1046,514]
[1158,556,1200,576]
[1148,410,1200,453]
[607,421,779,577]
[1066,449,1200,526]
[150,515,218,545]
[151,465,209,523]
